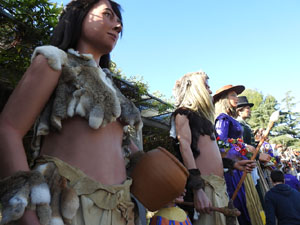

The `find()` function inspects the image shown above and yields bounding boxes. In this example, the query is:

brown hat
[213,85,245,103]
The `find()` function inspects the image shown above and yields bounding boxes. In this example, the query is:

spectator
[265,170,300,225]
[284,167,300,191]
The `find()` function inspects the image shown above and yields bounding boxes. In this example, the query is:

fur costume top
[30,45,143,159]
[170,107,216,161]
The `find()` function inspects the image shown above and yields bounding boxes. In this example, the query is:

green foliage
[127,75,149,97]
[241,89,263,111]
[142,127,174,153]
[277,91,300,139]
[110,61,149,98]
[281,91,298,112]
[270,135,300,150]
[109,61,123,78]
[155,101,174,113]
[110,61,174,113]
[0,0,62,86]
[243,89,300,149]
[151,91,174,113]
[109,62,174,152]
[248,93,279,131]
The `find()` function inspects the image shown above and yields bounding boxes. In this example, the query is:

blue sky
[58,0,300,112]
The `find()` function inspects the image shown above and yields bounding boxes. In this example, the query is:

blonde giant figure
[170,72,254,225]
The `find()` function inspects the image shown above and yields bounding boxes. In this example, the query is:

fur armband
[222,158,236,171]
[0,162,80,225]
[186,169,205,190]
[0,171,51,225]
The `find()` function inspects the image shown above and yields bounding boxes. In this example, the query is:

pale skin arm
[0,54,62,224]
[175,114,212,214]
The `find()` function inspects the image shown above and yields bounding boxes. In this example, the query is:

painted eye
[103,12,112,18]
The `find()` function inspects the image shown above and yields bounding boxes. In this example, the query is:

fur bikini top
[170,107,215,161]
[31,45,142,158]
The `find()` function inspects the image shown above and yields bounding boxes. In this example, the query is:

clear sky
[59,0,300,112]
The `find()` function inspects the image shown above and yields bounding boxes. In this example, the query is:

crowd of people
[0,0,299,225]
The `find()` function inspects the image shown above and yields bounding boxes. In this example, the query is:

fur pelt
[34,162,79,225]
[0,163,80,225]
[0,171,51,225]
[103,68,142,131]
[31,46,142,159]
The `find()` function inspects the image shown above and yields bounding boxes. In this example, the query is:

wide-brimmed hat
[237,96,254,108]
[213,84,245,103]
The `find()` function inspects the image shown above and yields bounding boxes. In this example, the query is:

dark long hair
[50,0,122,68]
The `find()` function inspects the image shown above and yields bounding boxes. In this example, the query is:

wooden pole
[231,111,279,201]
[175,201,241,217]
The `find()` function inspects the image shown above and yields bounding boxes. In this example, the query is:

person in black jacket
[236,96,271,209]
[265,170,300,225]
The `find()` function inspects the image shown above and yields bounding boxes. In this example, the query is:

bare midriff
[195,135,224,177]
[40,116,126,185]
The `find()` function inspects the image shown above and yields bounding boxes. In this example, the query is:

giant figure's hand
[193,189,212,214]
[259,153,271,163]
[234,160,256,173]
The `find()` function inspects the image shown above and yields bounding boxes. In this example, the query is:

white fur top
[98,68,116,94]
[67,49,96,65]
[30,46,142,160]
[31,45,68,71]
[169,116,177,139]
[31,183,51,205]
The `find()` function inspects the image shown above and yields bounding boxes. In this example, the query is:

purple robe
[216,113,248,160]
[215,113,252,225]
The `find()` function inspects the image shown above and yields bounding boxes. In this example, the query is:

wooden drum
[130,147,188,211]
